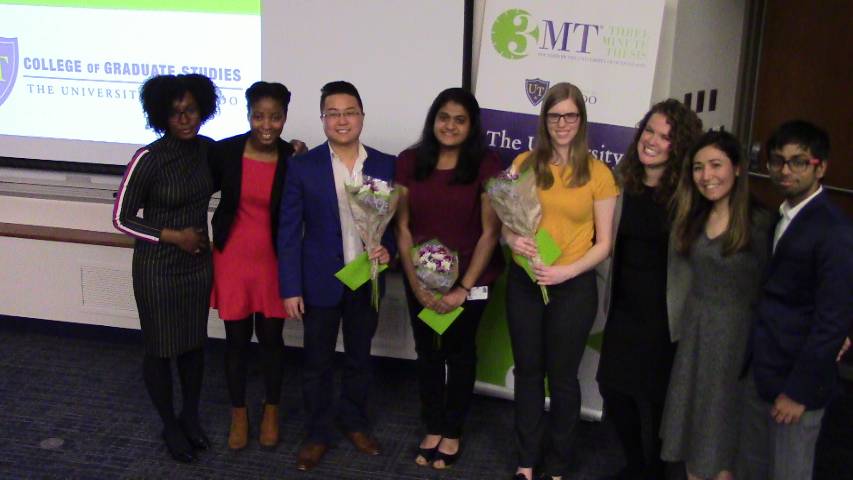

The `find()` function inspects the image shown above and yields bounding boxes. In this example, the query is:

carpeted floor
[0,316,850,479]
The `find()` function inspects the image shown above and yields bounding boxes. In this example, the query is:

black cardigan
[209,132,295,253]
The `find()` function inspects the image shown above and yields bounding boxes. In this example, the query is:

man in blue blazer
[278,81,395,470]
[738,121,853,480]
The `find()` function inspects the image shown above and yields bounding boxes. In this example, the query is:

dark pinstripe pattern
[115,135,213,357]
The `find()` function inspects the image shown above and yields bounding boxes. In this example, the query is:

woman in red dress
[209,81,295,451]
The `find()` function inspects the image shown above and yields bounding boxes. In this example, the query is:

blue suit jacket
[277,142,396,307]
[752,191,853,409]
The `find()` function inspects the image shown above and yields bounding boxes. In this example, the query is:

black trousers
[403,281,489,438]
[506,264,597,476]
[302,284,378,444]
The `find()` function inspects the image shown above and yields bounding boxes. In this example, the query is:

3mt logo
[491,9,539,60]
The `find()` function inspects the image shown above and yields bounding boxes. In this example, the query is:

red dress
[211,156,287,320]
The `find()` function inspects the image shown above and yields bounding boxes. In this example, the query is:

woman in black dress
[596,99,701,479]
[113,74,219,463]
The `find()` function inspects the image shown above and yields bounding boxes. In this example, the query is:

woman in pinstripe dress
[113,74,218,463]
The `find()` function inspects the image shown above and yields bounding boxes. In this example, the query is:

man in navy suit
[278,81,395,470]
[738,120,853,480]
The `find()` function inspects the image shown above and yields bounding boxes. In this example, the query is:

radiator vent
[79,263,137,316]
[79,263,218,323]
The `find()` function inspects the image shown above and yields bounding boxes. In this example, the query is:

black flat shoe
[162,427,197,463]
[179,417,211,450]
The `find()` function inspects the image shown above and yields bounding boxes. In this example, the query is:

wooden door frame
[734,0,853,212]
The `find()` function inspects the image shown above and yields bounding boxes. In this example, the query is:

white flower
[375,183,391,195]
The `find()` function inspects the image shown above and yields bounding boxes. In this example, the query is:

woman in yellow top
[503,82,619,480]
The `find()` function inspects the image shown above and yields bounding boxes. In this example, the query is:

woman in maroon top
[395,87,504,469]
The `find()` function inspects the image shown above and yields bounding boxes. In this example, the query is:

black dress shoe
[296,442,329,471]
[162,426,197,463]
[179,416,211,450]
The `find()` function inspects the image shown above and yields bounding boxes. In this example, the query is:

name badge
[467,286,488,301]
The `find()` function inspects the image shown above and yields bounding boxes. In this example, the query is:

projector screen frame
[0,0,475,177]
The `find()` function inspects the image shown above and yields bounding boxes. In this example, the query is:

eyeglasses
[546,112,580,125]
[321,110,363,121]
[169,106,199,120]
[766,154,820,173]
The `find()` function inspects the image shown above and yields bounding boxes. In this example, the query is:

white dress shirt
[329,142,368,263]
[773,185,823,252]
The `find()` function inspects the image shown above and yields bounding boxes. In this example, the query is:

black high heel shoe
[414,436,441,466]
[179,416,211,450]
[431,438,462,470]
[162,426,197,463]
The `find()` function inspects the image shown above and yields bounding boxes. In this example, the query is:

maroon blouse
[395,148,505,287]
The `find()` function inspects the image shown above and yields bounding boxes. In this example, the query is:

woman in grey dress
[113,74,219,463]
[661,130,771,480]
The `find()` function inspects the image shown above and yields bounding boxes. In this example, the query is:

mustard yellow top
[512,151,619,265]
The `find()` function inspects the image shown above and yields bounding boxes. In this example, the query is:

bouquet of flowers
[344,173,399,310]
[485,167,553,304]
[412,239,463,335]
[413,239,459,294]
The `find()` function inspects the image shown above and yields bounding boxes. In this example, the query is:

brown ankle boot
[228,407,249,450]
[259,403,279,448]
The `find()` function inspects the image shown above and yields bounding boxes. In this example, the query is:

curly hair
[411,87,486,185]
[617,99,702,203]
[140,74,219,134]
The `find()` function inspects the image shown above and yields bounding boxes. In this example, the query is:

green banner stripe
[1,0,259,14]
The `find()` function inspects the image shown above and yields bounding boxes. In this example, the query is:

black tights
[600,385,667,480]
[224,314,284,407]
[143,347,205,429]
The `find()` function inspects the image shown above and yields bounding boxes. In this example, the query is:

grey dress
[660,213,771,477]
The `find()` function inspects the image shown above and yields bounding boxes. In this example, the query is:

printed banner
[0,2,260,145]
[474,0,666,418]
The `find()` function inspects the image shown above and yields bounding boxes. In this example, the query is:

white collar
[328,141,367,164]
[779,185,823,221]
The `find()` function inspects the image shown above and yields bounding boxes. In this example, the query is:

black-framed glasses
[546,112,580,125]
[766,154,820,173]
